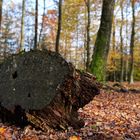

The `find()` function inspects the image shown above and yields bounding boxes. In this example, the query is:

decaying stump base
[0,50,100,131]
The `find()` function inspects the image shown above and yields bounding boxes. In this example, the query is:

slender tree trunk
[84,33,87,71]
[55,0,62,53]
[75,19,79,69]
[125,55,129,81]
[3,32,7,59]
[34,0,38,49]
[85,0,91,72]
[0,0,3,31]
[64,33,68,59]
[129,0,135,84]
[39,0,46,48]
[112,16,116,82]
[20,0,25,51]
[120,2,124,82]
[90,0,115,81]
[0,0,2,60]
[83,4,87,71]
[125,2,128,82]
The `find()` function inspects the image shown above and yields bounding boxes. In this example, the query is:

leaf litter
[0,82,140,140]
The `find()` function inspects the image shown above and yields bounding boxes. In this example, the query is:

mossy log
[0,50,100,131]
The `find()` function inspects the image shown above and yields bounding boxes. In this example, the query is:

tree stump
[0,50,100,131]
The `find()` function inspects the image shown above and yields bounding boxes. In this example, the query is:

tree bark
[55,0,62,53]
[125,2,128,82]
[120,1,124,82]
[39,0,46,48]
[20,0,25,51]
[85,0,91,72]
[90,0,115,81]
[129,0,135,84]
[0,50,100,131]
[75,16,79,69]
[34,0,38,49]
[0,0,3,31]
[112,15,116,82]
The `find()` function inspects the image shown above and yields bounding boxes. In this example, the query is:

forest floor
[0,82,140,140]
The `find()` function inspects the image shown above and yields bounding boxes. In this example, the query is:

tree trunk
[75,16,79,69]
[20,0,25,51]
[125,2,128,82]
[120,2,124,82]
[85,0,91,72]
[34,0,38,49]
[0,50,100,131]
[55,0,62,53]
[129,0,135,84]
[39,0,46,48]
[90,0,115,81]
[0,0,2,31]
[112,15,116,82]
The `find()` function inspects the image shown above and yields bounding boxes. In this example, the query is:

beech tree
[39,0,46,47]
[120,0,124,82]
[112,13,117,82]
[90,0,115,81]
[34,0,38,49]
[85,0,91,72]
[55,0,62,53]
[20,0,25,51]
[0,0,3,30]
[125,1,129,82]
[129,0,135,84]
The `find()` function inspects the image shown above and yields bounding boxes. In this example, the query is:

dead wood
[0,50,100,131]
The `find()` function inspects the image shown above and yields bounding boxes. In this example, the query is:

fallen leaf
[0,128,6,135]
[69,135,81,140]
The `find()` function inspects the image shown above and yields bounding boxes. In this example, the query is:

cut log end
[0,50,74,110]
[0,50,100,131]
